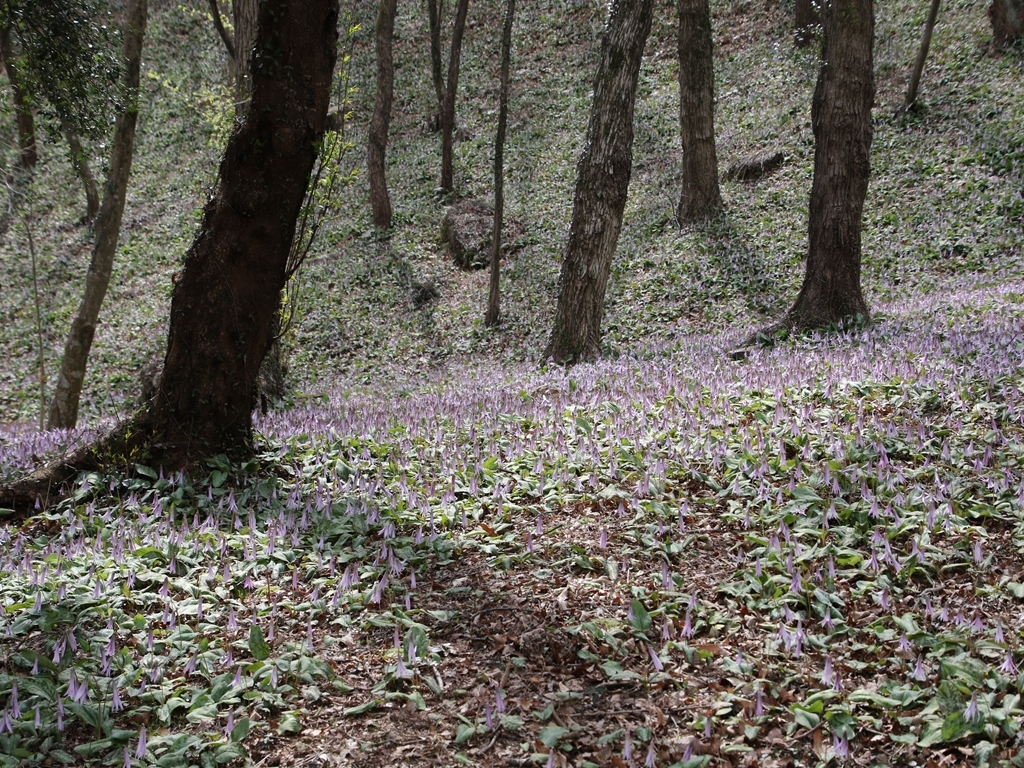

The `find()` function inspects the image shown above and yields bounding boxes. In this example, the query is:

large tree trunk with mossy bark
[368,0,397,230]
[0,0,338,515]
[989,0,1024,50]
[1,27,37,169]
[676,0,722,224]
[47,0,147,430]
[543,0,653,364]
[785,0,873,330]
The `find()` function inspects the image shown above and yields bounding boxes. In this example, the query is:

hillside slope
[0,0,1021,423]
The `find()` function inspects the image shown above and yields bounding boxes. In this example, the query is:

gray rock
[442,199,498,270]
[724,150,785,182]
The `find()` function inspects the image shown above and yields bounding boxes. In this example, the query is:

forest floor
[1,0,1024,766]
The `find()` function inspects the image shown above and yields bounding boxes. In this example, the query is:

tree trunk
[47,0,147,430]
[543,0,654,364]
[786,0,873,330]
[794,0,819,47]
[208,0,236,61]
[676,0,722,224]
[233,0,259,115]
[146,0,337,464]
[427,0,446,120]
[440,0,469,194]
[368,0,397,230]
[989,0,1024,50]
[63,123,100,224]
[485,0,515,328]
[904,0,940,109]
[0,27,37,169]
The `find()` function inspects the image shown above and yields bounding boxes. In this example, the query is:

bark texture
[440,0,469,193]
[989,0,1024,49]
[147,0,337,464]
[63,124,100,224]
[233,0,259,113]
[47,0,147,430]
[676,0,722,224]
[786,0,874,329]
[208,0,236,61]
[794,0,820,47]
[904,0,940,109]
[543,0,654,364]
[427,0,446,118]
[1,27,37,169]
[368,0,397,230]
[485,0,515,327]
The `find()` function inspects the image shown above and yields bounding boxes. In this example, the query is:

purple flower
[832,733,849,759]
[123,746,131,768]
[821,655,835,687]
[999,651,1018,675]
[911,655,928,682]
[680,611,693,639]
[645,740,656,768]
[622,730,633,761]
[648,645,664,671]
[495,687,505,714]
[135,725,147,759]
[964,692,979,722]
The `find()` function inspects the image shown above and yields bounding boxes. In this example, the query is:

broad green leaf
[539,725,568,747]
[455,723,476,744]
[277,712,301,735]
[214,743,247,764]
[230,717,251,742]
[344,699,379,716]
[792,707,820,730]
[249,625,271,661]
[629,599,652,633]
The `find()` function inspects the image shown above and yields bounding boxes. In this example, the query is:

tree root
[0,416,150,519]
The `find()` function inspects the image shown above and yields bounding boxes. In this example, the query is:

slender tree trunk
[368,0,398,230]
[47,0,148,430]
[485,0,515,327]
[0,28,37,170]
[543,0,654,364]
[208,0,236,61]
[904,0,940,109]
[794,0,819,47]
[676,0,722,224]
[63,123,100,224]
[440,0,469,194]
[989,0,1024,50]
[427,0,446,121]
[233,0,259,115]
[786,0,874,330]
[146,0,337,464]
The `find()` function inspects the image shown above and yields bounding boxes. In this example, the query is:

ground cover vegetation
[0,0,1022,765]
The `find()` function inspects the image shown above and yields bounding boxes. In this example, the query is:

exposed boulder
[442,198,523,270]
[724,150,785,182]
